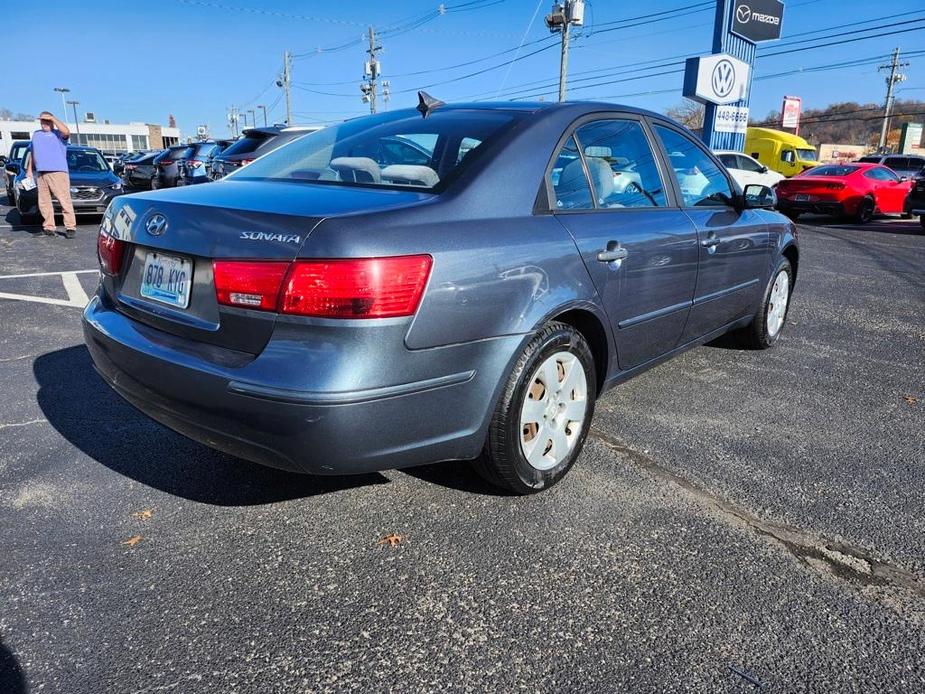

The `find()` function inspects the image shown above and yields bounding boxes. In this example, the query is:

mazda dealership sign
[731,0,784,43]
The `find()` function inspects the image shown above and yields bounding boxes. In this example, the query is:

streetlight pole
[66,100,81,136]
[248,109,256,129]
[53,87,70,125]
[258,105,268,126]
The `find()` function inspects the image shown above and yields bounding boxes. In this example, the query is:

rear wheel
[740,258,793,349]
[474,322,596,494]
[854,196,874,224]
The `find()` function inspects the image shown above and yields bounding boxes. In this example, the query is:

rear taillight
[213,261,289,310]
[239,159,255,167]
[98,230,126,275]
[160,160,173,166]
[211,256,432,319]
[281,256,432,318]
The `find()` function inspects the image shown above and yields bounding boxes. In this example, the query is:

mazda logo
[145,213,168,236]
[711,59,736,99]
[736,4,751,23]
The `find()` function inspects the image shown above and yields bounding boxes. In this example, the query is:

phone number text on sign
[715,105,749,134]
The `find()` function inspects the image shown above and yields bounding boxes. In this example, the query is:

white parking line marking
[0,269,98,279]
[62,272,90,307]
[0,269,99,308]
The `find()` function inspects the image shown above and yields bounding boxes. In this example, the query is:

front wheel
[474,322,596,494]
[740,258,793,350]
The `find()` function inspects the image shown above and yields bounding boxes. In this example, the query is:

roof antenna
[416,91,444,118]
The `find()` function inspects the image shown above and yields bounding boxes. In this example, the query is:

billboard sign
[683,53,751,106]
[731,0,784,43]
[781,96,801,129]
[899,122,923,154]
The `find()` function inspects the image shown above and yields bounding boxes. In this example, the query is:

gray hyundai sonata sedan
[83,99,797,494]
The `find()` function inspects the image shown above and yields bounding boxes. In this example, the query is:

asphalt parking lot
[1,197,923,693]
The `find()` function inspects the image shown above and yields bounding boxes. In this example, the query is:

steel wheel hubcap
[766,270,790,337]
[519,351,588,471]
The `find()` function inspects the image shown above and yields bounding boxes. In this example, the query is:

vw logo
[711,59,737,99]
[145,213,168,236]
[736,4,751,23]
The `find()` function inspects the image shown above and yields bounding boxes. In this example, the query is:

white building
[0,118,182,157]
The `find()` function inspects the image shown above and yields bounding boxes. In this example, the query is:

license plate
[140,251,192,308]
[794,193,812,202]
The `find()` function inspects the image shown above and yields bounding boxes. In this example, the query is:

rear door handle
[597,242,628,262]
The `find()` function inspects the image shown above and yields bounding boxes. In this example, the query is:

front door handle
[701,233,720,249]
[597,241,628,262]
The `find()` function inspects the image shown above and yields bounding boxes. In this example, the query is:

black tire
[919,216,925,231]
[854,196,874,224]
[473,321,596,495]
[784,210,801,221]
[739,258,793,350]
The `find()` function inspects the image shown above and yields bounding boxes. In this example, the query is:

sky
[4,0,924,139]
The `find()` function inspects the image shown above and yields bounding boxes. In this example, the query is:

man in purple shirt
[25,111,77,237]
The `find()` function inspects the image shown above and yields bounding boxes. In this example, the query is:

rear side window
[654,125,733,207]
[718,153,738,168]
[574,119,666,208]
[549,135,593,210]
[737,155,764,173]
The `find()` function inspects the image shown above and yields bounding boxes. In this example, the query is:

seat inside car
[329,157,381,183]
[382,164,440,187]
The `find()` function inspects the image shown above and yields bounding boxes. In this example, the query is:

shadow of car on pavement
[34,345,390,505]
[0,639,26,694]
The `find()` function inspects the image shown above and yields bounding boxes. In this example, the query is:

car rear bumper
[82,294,521,475]
[777,199,845,217]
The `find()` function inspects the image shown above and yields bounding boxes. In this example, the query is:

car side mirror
[743,184,776,210]
[899,176,908,182]
[759,165,768,173]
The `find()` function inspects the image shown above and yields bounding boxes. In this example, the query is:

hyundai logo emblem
[145,213,168,236]
[711,59,737,99]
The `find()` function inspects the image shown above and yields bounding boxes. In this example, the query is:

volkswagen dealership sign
[683,53,751,105]
[731,0,784,43]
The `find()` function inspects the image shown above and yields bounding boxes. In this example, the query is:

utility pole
[258,104,268,126]
[360,27,381,114]
[66,100,81,136]
[53,87,70,126]
[545,0,584,102]
[878,48,909,152]
[282,51,293,126]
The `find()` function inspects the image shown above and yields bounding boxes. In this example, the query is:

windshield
[235,109,519,190]
[67,149,109,172]
[804,165,858,176]
[797,148,817,161]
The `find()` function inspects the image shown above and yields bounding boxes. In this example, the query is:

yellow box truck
[745,127,818,177]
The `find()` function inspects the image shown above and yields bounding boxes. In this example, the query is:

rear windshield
[803,165,858,176]
[220,133,276,157]
[155,147,192,162]
[189,142,219,158]
[234,109,519,190]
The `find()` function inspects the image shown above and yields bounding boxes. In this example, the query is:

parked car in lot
[775,162,913,223]
[209,126,322,180]
[122,151,161,190]
[716,150,785,190]
[83,101,796,494]
[856,153,925,180]
[152,145,193,189]
[903,173,925,230]
[4,140,30,203]
[178,140,231,185]
[14,145,125,223]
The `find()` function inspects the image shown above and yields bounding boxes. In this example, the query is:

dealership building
[0,118,182,158]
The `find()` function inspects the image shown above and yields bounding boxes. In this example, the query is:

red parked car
[775,163,913,224]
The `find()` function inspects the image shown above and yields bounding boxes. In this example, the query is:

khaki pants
[36,171,76,231]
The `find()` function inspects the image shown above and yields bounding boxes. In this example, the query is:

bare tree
[665,100,704,131]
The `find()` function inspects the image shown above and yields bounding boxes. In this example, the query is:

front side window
[864,167,899,182]
[573,119,666,209]
[717,153,738,168]
[549,135,593,210]
[236,110,518,190]
[781,150,795,164]
[797,148,817,161]
[654,125,733,207]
